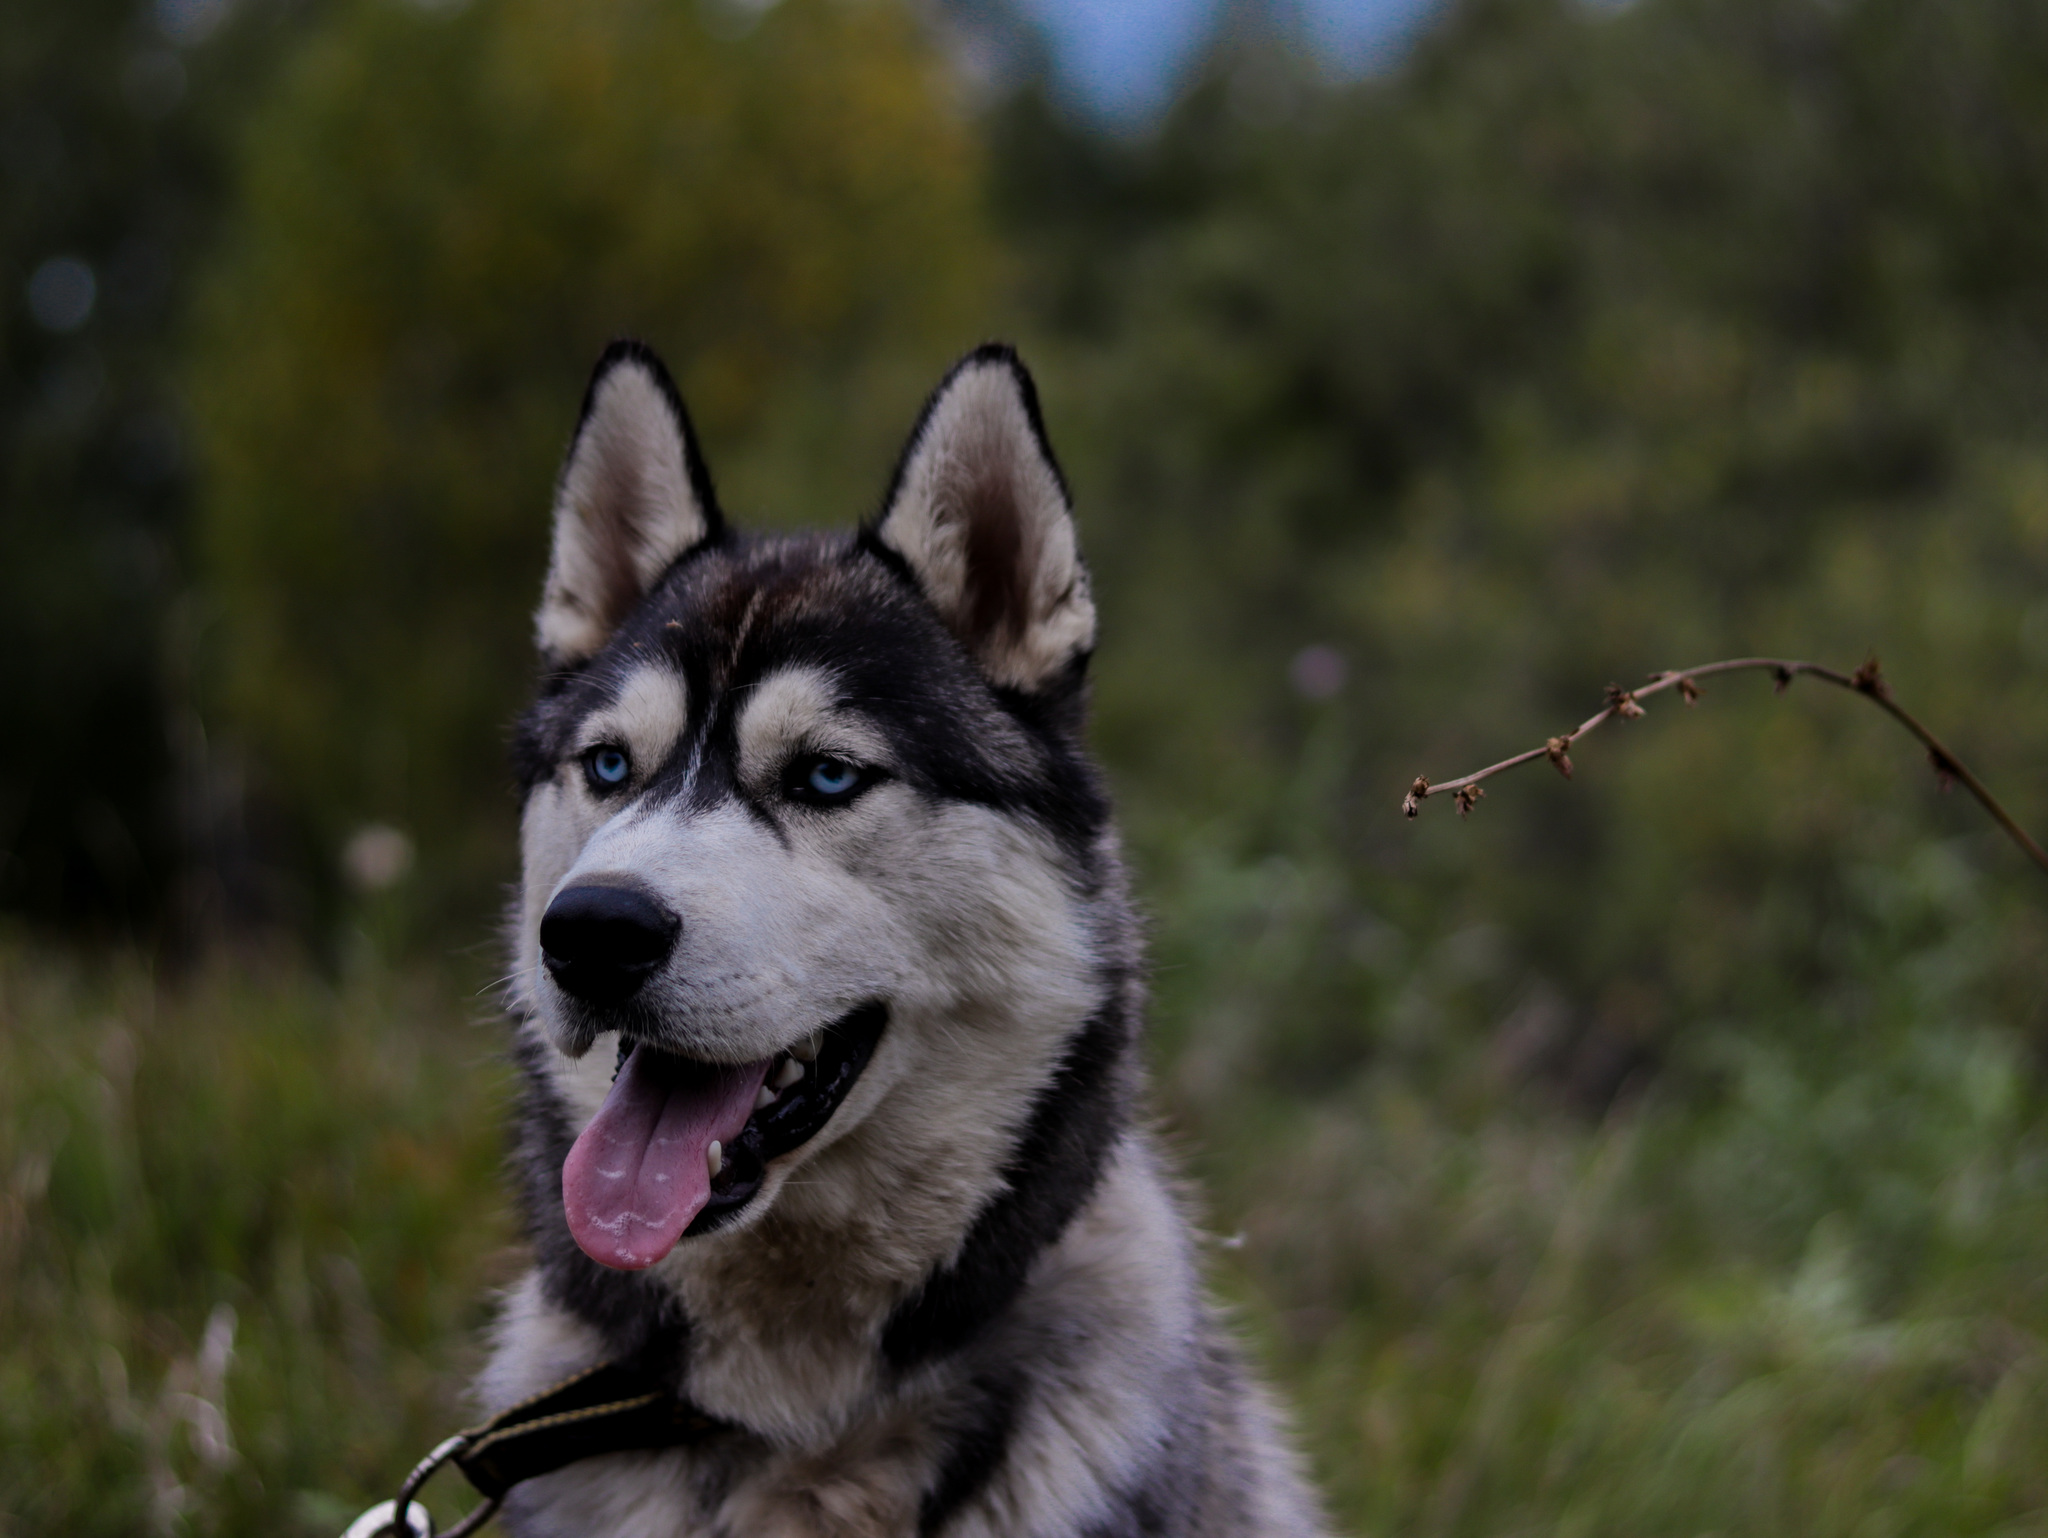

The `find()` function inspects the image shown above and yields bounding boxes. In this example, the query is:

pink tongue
[562,1047,772,1270]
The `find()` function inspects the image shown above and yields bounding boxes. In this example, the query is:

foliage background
[190,0,994,930]
[5,0,2048,1533]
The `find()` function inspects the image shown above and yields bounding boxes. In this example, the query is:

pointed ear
[871,345,1095,692]
[536,340,723,666]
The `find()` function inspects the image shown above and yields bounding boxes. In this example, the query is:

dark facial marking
[518,529,1110,876]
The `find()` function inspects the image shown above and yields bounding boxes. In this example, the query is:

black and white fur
[484,340,1329,1537]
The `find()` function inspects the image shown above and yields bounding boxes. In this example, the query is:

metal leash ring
[341,1433,504,1538]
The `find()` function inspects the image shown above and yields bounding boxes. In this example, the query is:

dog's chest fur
[481,342,1328,1536]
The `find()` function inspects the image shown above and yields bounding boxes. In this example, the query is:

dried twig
[1402,656,2048,881]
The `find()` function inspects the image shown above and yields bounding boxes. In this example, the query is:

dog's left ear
[871,344,1095,693]
[536,340,723,667]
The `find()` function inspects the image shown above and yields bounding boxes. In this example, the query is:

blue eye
[585,747,631,789]
[801,756,863,802]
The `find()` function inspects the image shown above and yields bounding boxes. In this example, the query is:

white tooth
[754,1084,777,1110]
[773,1058,804,1090]
[706,1141,722,1179]
[791,1031,821,1062]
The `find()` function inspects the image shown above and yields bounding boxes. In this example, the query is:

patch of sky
[1295,0,1442,70]
[1016,0,1442,123]
[155,0,233,46]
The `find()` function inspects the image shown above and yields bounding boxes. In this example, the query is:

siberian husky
[482,340,1329,1537]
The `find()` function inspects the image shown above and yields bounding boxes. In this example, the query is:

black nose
[539,882,680,1005]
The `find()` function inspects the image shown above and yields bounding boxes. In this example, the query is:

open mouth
[560,1003,886,1270]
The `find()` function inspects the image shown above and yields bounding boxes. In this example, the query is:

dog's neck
[662,1196,932,1444]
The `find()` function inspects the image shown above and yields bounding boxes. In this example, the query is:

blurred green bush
[1010,0,2048,1105]
[188,0,996,935]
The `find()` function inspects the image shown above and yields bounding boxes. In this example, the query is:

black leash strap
[342,1362,734,1537]
[456,1361,730,1497]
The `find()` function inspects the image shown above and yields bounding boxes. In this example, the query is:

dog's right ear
[535,340,723,667]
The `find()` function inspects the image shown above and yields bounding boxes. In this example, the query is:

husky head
[511,341,1119,1279]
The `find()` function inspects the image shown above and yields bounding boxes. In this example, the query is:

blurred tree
[997,0,2048,1102]
[0,0,313,936]
[188,0,997,943]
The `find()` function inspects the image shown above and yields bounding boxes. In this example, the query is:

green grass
[4,869,2047,1535]
[1202,1070,2048,1537]
[1160,836,2048,1538]
[0,945,516,1535]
